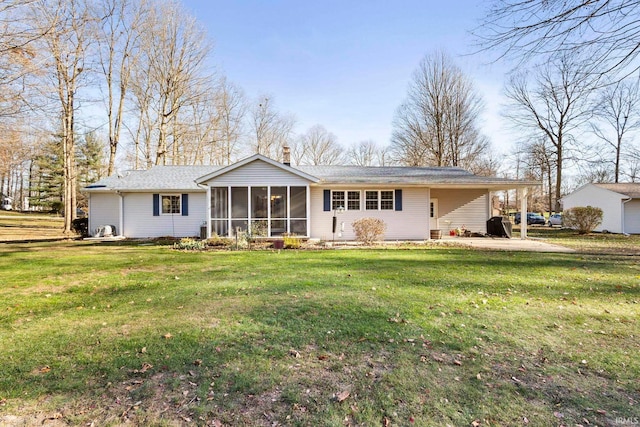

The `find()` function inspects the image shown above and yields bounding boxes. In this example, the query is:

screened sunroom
[209,185,310,237]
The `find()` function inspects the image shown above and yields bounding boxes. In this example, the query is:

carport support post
[519,187,528,239]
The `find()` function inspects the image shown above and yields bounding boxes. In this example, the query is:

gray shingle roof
[85,162,536,192]
[297,165,529,186]
[594,183,640,198]
[86,166,220,192]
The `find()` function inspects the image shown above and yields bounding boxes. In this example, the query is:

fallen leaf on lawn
[47,413,63,420]
[471,420,481,427]
[193,359,202,366]
[163,333,172,339]
[432,355,445,363]
[382,416,390,426]
[39,366,51,374]
[335,390,350,402]
[453,359,462,366]
[139,362,152,373]
[596,409,606,415]
[289,349,300,358]
[318,354,329,361]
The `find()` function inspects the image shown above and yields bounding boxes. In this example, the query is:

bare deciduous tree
[95,0,146,175]
[31,0,96,232]
[477,1,640,79]
[591,77,640,182]
[346,140,392,166]
[293,124,344,165]
[390,51,490,170]
[135,0,213,166]
[214,77,246,164]
[347,140,378,166]
[504,55,596,211]
[250,96,295,161]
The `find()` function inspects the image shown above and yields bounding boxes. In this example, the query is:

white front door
[430,198,438,230]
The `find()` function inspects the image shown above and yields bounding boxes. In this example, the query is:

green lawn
[1,241,638,426]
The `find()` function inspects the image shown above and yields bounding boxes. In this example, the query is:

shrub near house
[563,206,603,234]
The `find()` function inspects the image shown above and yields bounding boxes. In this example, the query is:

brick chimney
[283,146,291,166]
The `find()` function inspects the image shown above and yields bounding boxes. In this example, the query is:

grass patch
[519,226,640,255]
[0,213,71,242]
[0,241,638,426]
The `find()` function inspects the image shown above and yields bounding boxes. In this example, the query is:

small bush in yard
[283,233,301,249]
[173,237,206,250]
[206,234,232,247]
[352,217,386,244]
[71,218,89,237]
[563,206,603,234]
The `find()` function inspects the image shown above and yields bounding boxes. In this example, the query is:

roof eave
[84,188,206,193]
[195,154,320,184]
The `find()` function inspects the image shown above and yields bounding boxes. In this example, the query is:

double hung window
[365,190,394,210]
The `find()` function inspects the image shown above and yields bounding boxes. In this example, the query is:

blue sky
[181,0,512,151]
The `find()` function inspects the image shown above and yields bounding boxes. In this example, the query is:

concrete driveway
[439,236,575,253]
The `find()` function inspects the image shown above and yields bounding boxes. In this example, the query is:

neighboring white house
[84,154,539,240]
[562,183,640,234]
[1,195,12,211]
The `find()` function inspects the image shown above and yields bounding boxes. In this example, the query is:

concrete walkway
[437,236,575,253]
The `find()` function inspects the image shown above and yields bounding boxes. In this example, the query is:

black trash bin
[487,216,512,238]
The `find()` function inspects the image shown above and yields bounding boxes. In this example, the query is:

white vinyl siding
[88,193,120,236]
[438,194,488,234]
[123,192,206,238]
[202,160,311,187]
[562,184,625,233]
[310,187,430,240]
[430,189,489,234]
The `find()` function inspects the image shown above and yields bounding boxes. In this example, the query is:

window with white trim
[332,190,360,210]
[365,190,394,210]
[161,195,181,214]
[331,191,345,210]
[347,191,360,210]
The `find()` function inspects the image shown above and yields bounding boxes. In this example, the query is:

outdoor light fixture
[332,206,345,242]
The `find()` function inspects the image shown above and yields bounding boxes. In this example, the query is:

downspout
[621,196,632,235]
[116,191,124,237]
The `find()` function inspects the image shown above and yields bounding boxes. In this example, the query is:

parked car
[514,212,546,225]
[547,213,563,227]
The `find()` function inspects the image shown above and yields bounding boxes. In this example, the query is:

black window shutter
[182,194,189,216]
[153,194,160,216]
[395,189,402,211]
[323,189,331,211]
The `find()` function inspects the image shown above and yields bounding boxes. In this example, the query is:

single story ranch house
[84,153,539,241]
